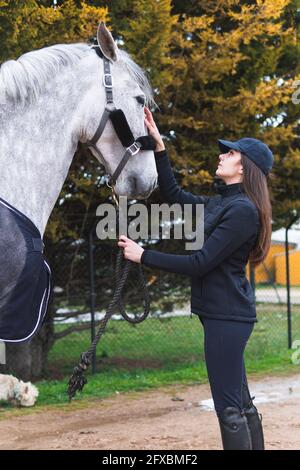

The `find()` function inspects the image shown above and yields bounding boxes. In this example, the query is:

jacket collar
[212,177,245,197]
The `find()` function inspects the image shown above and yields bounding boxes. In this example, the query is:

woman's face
[215,148,243,183]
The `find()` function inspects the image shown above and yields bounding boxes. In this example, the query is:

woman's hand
[117,235,144,263]
[144,106,165,152]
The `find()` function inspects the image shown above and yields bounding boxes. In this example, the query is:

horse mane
[0,42,156,108]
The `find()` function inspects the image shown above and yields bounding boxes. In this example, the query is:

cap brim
[218,139,242,154]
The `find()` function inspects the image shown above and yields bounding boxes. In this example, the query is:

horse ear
[97,21,119,63]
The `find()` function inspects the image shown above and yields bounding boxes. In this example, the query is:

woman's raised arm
[144,107,210,207]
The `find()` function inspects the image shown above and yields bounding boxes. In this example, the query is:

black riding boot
[218,406,252,450]
[242,384,265,450]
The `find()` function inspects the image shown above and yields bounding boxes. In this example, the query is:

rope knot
[79,352,91,370]
[67,248,150,401]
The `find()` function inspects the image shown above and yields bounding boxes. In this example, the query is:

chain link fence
[1,217,299,381]
[44,226,300,381]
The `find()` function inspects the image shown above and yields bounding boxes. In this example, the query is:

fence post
[0,341,5,365]
[88,228,97,374]
[285,214,298,349]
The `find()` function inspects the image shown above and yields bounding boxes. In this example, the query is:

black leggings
[199,316,254,417]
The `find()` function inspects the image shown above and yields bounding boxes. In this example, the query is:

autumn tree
[122,0,300,229]
[1,0,300,379]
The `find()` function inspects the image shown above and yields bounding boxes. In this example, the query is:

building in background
[246,222,300,286]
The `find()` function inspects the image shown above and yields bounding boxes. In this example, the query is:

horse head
[79,22,158,199]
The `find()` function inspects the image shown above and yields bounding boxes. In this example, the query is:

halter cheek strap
[84,46,156,187]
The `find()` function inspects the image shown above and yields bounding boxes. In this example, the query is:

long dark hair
[241,153,274,269]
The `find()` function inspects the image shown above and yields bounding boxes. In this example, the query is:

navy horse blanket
[0,196,51,343]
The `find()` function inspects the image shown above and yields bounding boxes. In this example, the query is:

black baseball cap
[218,137,274,176]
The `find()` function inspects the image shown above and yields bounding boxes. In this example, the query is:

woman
[118,106,274,450]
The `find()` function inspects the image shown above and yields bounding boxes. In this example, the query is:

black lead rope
[68,45,155,400]
[67,205,151,401]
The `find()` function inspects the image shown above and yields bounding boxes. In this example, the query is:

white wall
[272,221,300,249]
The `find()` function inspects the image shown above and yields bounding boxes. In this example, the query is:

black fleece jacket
[140,149,260,323]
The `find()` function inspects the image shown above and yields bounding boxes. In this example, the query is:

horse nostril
[130,175,137,191]
[129,176,157,197]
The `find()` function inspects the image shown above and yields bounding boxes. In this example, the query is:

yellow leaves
[1,0,298,229]
[182,15,214,33]
[210,77,294,121]
[262,125,296,147]
[192,52,246,84]
[146,275,158,287]
[125,0,177,68]
[179,0,292,61]
[176,116,206,131]
[281,148,300,172]
[229,0,290,23]
[227,0,292,46]
[183,169,213,187]
[3,0,109,57]
[175,3,292,87]
[78,4,109,40]
[256,0,291,20]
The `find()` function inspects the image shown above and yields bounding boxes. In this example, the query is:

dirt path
[0,372,300,450]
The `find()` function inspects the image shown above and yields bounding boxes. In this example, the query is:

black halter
[83,46,156,187]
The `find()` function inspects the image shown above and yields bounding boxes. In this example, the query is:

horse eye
[135,95,145,106]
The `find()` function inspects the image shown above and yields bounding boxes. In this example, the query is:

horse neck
[0,66,95,237]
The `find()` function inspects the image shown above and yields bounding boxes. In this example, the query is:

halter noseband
[83,46,156,188]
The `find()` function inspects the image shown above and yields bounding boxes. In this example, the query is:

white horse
[0,21,158,236]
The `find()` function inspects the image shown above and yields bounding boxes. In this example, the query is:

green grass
[1,302,299,415]
[36,303,300,406]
